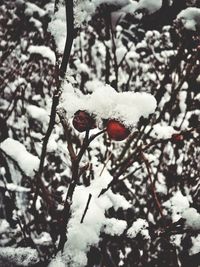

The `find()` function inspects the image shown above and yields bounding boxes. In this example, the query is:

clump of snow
[48,5,66,53]
[1,138,40,178]
[136,0,162,14]
[104,218,127,236]
[25,2,46,17]
[189,234,200,255]
[26,104,49,130]
[163,191,190,222]
[74,0,96,26]
[127,218,150,239]
[50,166,131,267]
[179,91,187,113]
[177,7,200,31]
[61,82,157,127]
[48,256,66,267]
[0,220,9,235]
[0,247,39,266]
[94,0,130,8]
[121,1,138,14]
[28,45,56,64]
[32,232,52,245]
[0,182,30,192]
[116,46,127,64]
[163,191,200,229]
[182,208,200,230]
[149,123,177,139]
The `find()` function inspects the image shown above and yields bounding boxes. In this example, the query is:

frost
[127,218,149,239]
[1,138,40,178]
[28,45,56,64]
[61,82,157,127]
[177,7,200,31]
[0,247,39,266]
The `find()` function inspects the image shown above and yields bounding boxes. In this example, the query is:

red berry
[72,110,96,132]
[172,134,184,142]
[106,120,130,141]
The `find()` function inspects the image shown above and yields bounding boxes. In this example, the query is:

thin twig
[33,0,74,208]
[80,193,92,223]
[140,151,164,219]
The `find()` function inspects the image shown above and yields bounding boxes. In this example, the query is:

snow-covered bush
[0,0,200,266]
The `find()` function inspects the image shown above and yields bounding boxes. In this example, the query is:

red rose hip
[72,110,96,132]
[106,119,130,141]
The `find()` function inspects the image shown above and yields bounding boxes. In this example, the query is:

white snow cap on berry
[60,82,157,127]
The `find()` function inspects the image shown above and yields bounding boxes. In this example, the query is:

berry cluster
[72,110,130,141]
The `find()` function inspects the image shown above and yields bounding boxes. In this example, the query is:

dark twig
[57,110,76,161]
[140,151,164,219]
[33,0,74,208]
[80,193,92,223]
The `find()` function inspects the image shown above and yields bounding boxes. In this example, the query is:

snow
[48,5,66,53]
[0,138,40,178]
[163,191,200,229]
[26,104,49,129]
[189,234,200,255]
[104,218,127,236]
[0,182,30,192]
[50,166,131,267]
[74,0,96,26]
[25,2,46,17]
[163,191,190,222]
[0,220,9,235]
[116,46,127,64]
[61,82,157,127]
[127,218,150,239]
[48,256,66,267]
[94,0,130,8]
[0,247,39,266]
[32,232,52,245]
[121,1,138,14]
[149,123,177,139]
[177,7,200,31]
[28,45,56,64]
[182,208,200,230]
[136,0,162,14]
